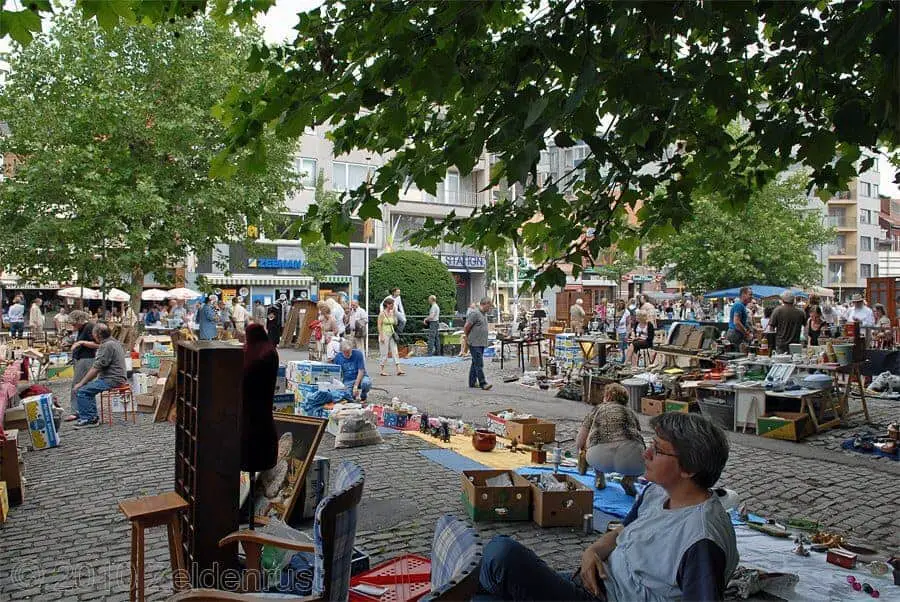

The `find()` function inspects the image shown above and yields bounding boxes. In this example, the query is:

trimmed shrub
[367,250,457,330]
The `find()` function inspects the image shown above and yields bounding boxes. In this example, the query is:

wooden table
[500,338,544,371]
[765,387,843,433]
[575,336,617,370]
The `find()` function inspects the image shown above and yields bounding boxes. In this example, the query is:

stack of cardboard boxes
[133,358,175,414]
[285,360,342,411]
[554,333,582,372]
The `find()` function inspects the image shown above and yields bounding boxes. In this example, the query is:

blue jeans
[427,321,440,355]
[477,536,603,601]
[75,378,117,421]
[9,322,23,338]
[469,346,487,388]
[345,375,371,401]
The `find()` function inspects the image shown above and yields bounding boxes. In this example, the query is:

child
[576,382,646,496]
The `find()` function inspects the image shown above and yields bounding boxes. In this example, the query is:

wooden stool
[119,492,189,602]
[99,383,136,425]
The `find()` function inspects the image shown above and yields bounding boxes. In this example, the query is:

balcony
[423,190,482,207]
[826,243,857,258]
[827,190,856,204]
[827,216,857,230]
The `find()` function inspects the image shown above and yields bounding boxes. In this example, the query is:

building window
[873,184,880,197]
[861,236,872,251]
[861,264,871,279]
[874,263,879,277]
[860,209,872,224]
[332,161,375,191]
[295,158,317,187]
[444,171,460,204]
[828,262,845,282]
[860,182,872,197]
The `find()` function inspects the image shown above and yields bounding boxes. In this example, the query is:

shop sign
[440,254,487,270]
[247,258,304,269]
[631,274,654,283]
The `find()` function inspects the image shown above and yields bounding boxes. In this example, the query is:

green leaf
[2,9,43,45]
[523,96,549,129]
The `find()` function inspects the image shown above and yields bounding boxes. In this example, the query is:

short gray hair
[340,339,353,352]
[650,413,729,489]
[479,296,492,306]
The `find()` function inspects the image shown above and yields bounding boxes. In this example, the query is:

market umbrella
[57,286,101,300]
[141,288,169,301]
[167,287,202,301]
[104,288,131,302]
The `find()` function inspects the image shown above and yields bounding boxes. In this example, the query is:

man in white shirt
[231,298,248,336]
[29,298,44,337]
[346,300,368,349]
[424,295,441,355]
[8,296,25,338]
[846,294,875,327]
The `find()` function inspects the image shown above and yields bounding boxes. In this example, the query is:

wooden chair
[421,514,483,602]
[169,512,482,602]
[172,461,365,601]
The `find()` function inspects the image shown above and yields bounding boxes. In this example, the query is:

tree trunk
[130,266,144,310]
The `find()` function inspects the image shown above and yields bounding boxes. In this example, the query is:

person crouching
[576,382,646,497]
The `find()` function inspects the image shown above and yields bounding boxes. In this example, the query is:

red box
[349,554,431,602]
[826,548,857,569]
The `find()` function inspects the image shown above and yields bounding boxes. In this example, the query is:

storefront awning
[319,275,352,284]
[204,274,314,287]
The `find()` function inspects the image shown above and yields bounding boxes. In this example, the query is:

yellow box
[0,481,9,523]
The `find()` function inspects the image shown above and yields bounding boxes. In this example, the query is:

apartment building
[194,126,489,312]
[817,164,883,296]
[877,197,900,278]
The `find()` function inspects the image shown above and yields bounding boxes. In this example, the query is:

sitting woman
[626,309,654,367]
[576,383,645,497]
[477,413,738,602]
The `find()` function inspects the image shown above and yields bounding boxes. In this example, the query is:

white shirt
[331,304,346,335]
[8,303,24,323]
[348,307,368,333]
[847,305,875,327]
[382,295,405,319]
[231,304,247,324]
[617,309,631,333]
[325,337,342,361]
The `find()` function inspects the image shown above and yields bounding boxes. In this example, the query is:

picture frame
[240,414,327,526]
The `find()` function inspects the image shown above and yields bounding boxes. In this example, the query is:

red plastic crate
[349,554,432,602]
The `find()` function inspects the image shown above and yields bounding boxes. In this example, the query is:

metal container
[621,378,650,413]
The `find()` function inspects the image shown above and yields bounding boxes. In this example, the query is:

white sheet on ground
[735,525,899,601]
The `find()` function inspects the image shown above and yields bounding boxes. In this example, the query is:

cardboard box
[286,360,341,385]
[0,430,23,505]
[641,397,665,417]
[506,418,556,445]
[0,481,8,523]
[158,359,175,380]
[299,456,330,520]
[486,408,516,437]
[3,406,28,433]
[665,400,694,414]
[22,393,60,450]
[460,470,531,522]
[757,412,814,441]
[135,393,158,412]
[529,474,594,527]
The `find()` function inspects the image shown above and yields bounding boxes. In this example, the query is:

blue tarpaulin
[703,285,808,300]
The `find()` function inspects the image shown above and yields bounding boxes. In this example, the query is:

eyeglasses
[648,440,678,458]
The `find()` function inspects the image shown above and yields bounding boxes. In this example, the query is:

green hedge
[367,250,457,329]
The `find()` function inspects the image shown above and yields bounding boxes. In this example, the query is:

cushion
[430,515,481,591]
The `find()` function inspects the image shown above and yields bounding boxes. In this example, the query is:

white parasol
[167,287,202,301]
[104,288,131,302]
[57,286,101,300]
[141,288,169,301]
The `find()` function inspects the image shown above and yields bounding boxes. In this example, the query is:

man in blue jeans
[464,297,492,391]
[332,339,371,400]
[71,323,127,428]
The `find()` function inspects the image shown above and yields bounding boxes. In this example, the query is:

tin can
[583,514,593,535]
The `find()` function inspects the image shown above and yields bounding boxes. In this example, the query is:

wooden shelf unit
[174,341,243,587]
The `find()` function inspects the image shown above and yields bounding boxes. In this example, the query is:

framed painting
[240,414,327,526]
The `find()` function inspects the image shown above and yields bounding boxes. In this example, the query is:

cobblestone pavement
[1,353,898,600]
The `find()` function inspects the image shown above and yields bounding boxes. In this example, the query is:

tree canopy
[0,9,299,300]
[366,250,457,326]
[646,173,834,292]
[4,1,898,292]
